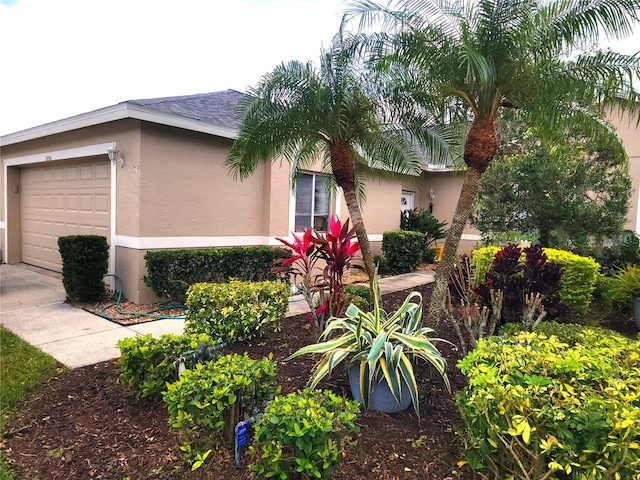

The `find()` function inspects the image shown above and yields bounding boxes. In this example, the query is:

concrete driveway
[0,264,184,369]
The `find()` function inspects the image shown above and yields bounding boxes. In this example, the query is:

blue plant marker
[235,420,249,464]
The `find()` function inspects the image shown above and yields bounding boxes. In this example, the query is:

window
[295,173,330,231]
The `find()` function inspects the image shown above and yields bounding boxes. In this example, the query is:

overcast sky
[0,0,638,137]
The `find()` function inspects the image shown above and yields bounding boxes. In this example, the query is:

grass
[0,326,65,479]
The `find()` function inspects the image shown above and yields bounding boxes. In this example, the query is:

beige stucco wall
[124,124,296,303]
[138,124,271,236]
[609,110,640,233]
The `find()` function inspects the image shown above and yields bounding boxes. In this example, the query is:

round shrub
[457,328,640,479]
[249,389,360,480]
[184,280,289,344]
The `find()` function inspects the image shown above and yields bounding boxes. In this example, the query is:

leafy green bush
[399,208,447,248]
[144,246,278,303]
[423,247,437,264]
[544,248,599,312]
[499,320,621,344]
[470,246,599,313]
[248,389,360,480]
[382,230,425,273]
[608,264,640,309]
[373,255,390,275]
[184,280,289,344]
[117,333,213,398]
[343,284,373,311]
[163,354,276,451]
[57,235,108,302]
[457,328,640,479]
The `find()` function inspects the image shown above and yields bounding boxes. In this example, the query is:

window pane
[314,176,330,216]
[295,174,313,231]
[295,175,313,216]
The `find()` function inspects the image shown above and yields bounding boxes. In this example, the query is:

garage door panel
[20,160,110,272]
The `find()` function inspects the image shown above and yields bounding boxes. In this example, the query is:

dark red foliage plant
[272,216,362,340]
[474,243,563,326]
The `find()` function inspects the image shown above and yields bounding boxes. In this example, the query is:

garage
[20,158,110,272]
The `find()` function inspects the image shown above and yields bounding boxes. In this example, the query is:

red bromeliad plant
[272,216,362,340]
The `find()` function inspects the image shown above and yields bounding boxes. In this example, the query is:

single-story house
[1,91,638,304]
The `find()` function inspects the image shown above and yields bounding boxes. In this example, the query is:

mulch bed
[2,283,481,479]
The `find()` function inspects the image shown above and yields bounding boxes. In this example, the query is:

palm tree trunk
[342,188,377,284]
[427,116,497,327]
[427,167,483,327]
[330,143,376,286]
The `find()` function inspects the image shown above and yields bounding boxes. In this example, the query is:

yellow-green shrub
[544,248,599,312]
[248,389,360,480]
[184,280,289,344]
[470,246,599,313]
[457,327,640,479]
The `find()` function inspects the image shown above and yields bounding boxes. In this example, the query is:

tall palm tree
[344,0,640,324]
[226,39,456,285]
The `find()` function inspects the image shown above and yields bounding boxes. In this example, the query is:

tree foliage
[343,0,640,324]
[227,38,457,285]
[472,117,632,249]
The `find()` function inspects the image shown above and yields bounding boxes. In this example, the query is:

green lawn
[0,326,65,479]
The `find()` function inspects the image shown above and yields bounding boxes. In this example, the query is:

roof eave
[0,103,239,146]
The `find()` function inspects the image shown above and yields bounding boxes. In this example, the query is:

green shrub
[470,246,599,313]
[144,246,278,303]
[248,389,360,480]
[423,247,437,264]
[343,284,372,309]
[57,235,108,302]
[399,208,447,248]
[373,255,390,275]
[382,230,425,273]
[544,248,599,313]
[116,333,213,398]
[499,320,623,344]
[184,280,289,344]
[608,264,640,309]
[457,329,640,479]
[469,246,500,285]
[163,354,276,451]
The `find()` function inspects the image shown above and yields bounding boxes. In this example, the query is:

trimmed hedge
[470,246,599,313]
[143,246,278,303]
[184,280,289,344]
[116,333,213,399]
[58,235,108,303]
[457,326,640,479]
[382,230,425,273]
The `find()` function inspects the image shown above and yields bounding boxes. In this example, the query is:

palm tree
[344,0,640,324]
[226,39,456,285]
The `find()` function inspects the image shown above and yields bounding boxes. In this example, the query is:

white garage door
[20,159,111,272]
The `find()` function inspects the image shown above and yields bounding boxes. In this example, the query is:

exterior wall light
[107,146,125,168]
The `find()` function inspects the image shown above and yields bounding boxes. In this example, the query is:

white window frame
[292,172,332,233]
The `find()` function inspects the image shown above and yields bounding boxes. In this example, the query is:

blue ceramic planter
[348,366,412,413]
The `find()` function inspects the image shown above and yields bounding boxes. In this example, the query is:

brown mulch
[2,283,481,479]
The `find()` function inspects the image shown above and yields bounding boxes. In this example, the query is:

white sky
[0,0,638,137]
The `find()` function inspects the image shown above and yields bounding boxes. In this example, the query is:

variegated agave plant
[287,273,451,417]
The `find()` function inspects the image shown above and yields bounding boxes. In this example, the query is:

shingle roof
[126,89,244,130]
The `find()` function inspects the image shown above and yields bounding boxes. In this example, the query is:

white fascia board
[1,104,239,146]
[4,142,114,166]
